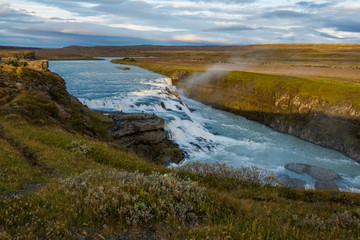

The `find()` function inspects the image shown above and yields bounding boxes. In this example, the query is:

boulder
[306,165,340,182]
[284,163,307,174]
[285,163,340,182]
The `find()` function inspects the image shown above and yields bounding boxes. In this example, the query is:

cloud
[185,0,256,2]
[326,19,360,33]
[261,10,311,19]
[1,25,164,47]
[0,3,14,16]
[204,24,255,31]
[1,0,360,47]
[317,27,360,39]
[171,34,232,44]
[296,1,334,10]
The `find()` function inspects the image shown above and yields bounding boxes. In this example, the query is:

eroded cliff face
[174,73,360,163]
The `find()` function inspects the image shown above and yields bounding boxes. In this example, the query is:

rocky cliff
[0,63,110,138]
[0,60,183,165]
[170,70,360,163]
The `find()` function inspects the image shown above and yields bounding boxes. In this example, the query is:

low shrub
[173,161,279,186]
[68,141,92,155]
[292,209,360,231]
[59,169,207,226]
[0,169,208,238]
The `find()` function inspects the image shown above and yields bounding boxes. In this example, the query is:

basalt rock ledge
[104,111,184,165]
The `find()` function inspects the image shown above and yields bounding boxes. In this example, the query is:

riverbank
[1,50,360,239]
[111,53,360,164]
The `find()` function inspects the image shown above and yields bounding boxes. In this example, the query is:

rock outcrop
[105,111,184,164]
[27,60,49,72]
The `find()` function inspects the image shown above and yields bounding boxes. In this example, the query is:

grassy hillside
[1,55,360,239]
[1,117,360,239]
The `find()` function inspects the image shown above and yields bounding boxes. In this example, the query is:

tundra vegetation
[0,49,359,239]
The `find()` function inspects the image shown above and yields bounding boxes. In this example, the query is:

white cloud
[109,23,188,32]
[10,1,76,19]
[317,27,360,39]
[1,0,360,47]
[171,34,232,44]
[0,3,14,15]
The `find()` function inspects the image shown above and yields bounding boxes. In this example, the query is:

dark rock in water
[306,165,340,182]
[190,142,202,150]
[189,108,196,112]
[284,163,307,174]
[160,102,172,111]
[161,102,166,109]
[104,111,184,164]
[285,163,340,182]
[315,181,338,190]
[278,174,306,190]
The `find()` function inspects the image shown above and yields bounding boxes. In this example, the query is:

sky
[0,0,360,47]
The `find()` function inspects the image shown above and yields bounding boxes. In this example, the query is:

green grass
[223,71,360,107]
[0,138,45,195]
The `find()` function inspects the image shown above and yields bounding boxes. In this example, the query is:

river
[49,58,360,192]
